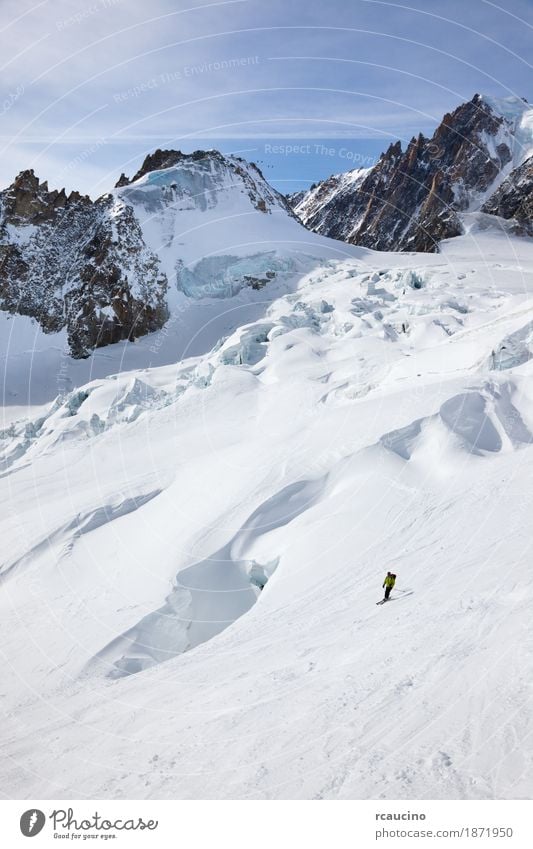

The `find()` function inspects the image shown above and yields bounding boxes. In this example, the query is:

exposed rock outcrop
[291,94,532,252]
[0,171,169,357]
[481,155,533,235]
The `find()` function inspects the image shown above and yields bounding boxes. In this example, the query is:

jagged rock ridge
[291,94,533,252]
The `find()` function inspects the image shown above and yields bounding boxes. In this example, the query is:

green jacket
[383,574,396,589]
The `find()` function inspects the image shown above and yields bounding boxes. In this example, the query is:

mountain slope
[481,154,533,235]
[1,229,532,799]
[0,150,349,362]
[0,169,168,358]
[292,94,533,252]
[287,167,370,242]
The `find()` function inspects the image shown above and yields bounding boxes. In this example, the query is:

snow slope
[1,229,533,800]
[1,153,373,424]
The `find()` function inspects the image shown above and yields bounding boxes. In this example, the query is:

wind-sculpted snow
[91,478,324,678]
[439,393,502,455]
[1,231,533,800]
[379,386,533,461]
[0,489,162,582]
[490,320,533,370]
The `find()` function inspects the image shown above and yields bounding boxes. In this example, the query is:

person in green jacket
[382,571,396,601]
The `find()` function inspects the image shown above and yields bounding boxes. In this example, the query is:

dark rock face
[481,155,533,235]
[0,170,168,358]
[114,149,194,187]
[293,95,527,252]
[64,200,169,358]
[1,169,82,224]
[286,189,306,208]
[290,168,372,243]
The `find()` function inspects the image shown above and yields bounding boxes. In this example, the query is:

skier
[382,571,396,601]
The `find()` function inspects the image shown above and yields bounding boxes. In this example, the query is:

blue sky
[1,0,531,195]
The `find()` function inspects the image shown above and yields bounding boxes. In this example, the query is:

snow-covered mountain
[291,94,533,251]
[1,95,533,802]
[1,223,533,799]
[0,149,341,360]
[2,95,530,371]
[288,167,371,240]
[0,168,168,359]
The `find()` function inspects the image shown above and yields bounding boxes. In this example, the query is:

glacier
[1,225,533,801]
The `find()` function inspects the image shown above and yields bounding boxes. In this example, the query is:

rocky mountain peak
[115,148,224,187]
[2,169,90,225]
[0,144,298,359]
[381,139,403,166]
[115,147,294,219]
[291,93,532,252]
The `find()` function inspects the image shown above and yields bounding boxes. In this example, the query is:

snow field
[1,227,533,799]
